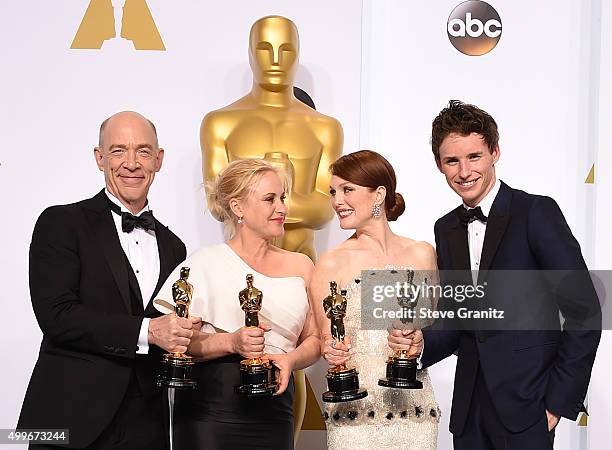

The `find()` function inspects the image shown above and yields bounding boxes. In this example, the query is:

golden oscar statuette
[322,281,368,403]
[235,274,278,397]
[378,270,423,389]
[156,267,197,389]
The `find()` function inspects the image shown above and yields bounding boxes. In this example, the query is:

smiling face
[233,170,288,239]
[437,132,499,207]
[329,175,384,229]
[94,112,164,213]
[249,16,299,92]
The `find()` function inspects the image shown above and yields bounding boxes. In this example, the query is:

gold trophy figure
[201,15,343,261]
[239,274,263,329]
[322,282,367,403]
[156,267,198,389]
[235,274,278,396]
[378,270,423,389]
[172,267,193,318]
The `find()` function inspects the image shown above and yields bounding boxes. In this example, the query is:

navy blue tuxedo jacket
[422,181,600,435]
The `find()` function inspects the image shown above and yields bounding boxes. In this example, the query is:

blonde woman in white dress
[154,159,319,450]
[311,150,440,450]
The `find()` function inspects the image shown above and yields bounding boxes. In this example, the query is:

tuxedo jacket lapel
[479,217,509,273]
[446,207,471,271]
[83,190,133,315]
[145,220,173,316]
[479,182,512,277]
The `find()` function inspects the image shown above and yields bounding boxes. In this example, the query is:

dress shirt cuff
[136,318,150,354]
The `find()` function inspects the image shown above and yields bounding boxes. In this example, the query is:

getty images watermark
[370,275,504,321]
[360,269,606,331]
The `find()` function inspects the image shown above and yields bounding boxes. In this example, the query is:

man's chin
[116,191,146,205]
[451,187,478,205]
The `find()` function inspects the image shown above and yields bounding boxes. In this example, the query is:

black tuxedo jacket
[422,181,600,435]
[17,190,186,448]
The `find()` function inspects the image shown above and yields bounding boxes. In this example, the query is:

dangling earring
[237,216,244,224]
[372,203,382,219]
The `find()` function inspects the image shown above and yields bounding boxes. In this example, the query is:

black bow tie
[107,197,156,233]
[458,206,487,226]
[120,210,156,233]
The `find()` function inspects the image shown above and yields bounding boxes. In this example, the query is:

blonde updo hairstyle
[206,159,287,240]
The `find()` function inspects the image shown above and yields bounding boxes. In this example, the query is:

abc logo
[447,1,502,56]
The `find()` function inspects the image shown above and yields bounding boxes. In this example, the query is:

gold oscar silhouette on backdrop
[201,15,343,440]
[71,0,165,50]
[201,15,343,261]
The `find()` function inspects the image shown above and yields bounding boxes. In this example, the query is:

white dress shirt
[465,179,501,283]
[105,190,160,354]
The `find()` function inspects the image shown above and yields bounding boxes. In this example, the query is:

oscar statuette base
[378,355,423,389]
[235,358,278,397]
[322,366,368,403]
[156,353,198,389]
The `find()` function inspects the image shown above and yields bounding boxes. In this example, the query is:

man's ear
[94,147,104,172]
[155,148,165,172]
[492,145,500,164]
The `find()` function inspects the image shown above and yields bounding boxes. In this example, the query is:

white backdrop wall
[590,0,612,446]
[1,1,609,449]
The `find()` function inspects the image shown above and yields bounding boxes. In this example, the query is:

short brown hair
[431,100,499,161]
[330,150,405,221]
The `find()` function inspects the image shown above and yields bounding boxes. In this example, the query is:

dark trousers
[31,375,168,450]
[454,365,556,450]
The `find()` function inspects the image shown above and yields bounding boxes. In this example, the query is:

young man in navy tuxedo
[389,100,600,449]
[18,112,199,450]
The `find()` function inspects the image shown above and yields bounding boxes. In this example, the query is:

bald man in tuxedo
[18,112,198,449]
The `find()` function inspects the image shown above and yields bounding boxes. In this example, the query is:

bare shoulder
[273,247,314,281]
[408,239,436,258]
[290,251,315,280]
[397,237,437,269]
[314,248,344,273]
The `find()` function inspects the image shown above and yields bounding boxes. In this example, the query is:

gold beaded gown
[324,272,440,450]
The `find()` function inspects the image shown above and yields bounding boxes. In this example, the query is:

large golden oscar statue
[201,15,343,260]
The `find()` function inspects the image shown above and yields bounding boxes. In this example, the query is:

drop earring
[372,203,382,219]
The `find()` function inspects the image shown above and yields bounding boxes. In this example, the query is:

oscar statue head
[249,16,299,92]
[180,266,190,280]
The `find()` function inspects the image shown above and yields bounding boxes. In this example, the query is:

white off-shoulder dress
[154,243,309,450]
